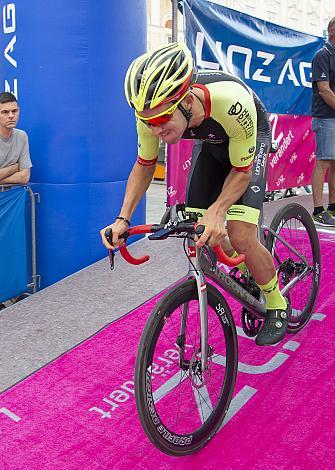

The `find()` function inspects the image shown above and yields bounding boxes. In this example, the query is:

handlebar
[120,224,153,265]
[105,222,245,268]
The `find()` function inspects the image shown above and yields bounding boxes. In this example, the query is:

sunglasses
[135,92,188,127]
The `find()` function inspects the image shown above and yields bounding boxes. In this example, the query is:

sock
[313,206,324,216]
[258,273,287,310]
[232,251,247,274]
[328,203,335,212]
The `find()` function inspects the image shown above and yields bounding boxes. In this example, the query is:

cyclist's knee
[229,236,252,254]
[228,223,257,254]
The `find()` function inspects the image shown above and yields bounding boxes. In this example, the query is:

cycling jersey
[136,70,266,169]
[136,70,271,225]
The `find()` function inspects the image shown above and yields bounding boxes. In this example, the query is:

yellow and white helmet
[124,42,195,112]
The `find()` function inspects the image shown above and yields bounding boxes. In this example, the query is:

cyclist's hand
[195,208,227,248]
[100,220,129,250]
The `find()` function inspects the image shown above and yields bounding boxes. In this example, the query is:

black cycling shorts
[185,98,271,225]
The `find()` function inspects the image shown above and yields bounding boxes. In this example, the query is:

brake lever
[108,249,115,271]
[104,227,129,270]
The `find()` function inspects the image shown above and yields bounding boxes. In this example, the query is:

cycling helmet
[125,42,195,112]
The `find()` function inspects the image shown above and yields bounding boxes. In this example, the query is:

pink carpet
[1,234,335,469]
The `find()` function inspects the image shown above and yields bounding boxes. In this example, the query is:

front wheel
[265,203,321,332]
[135,279,238,456]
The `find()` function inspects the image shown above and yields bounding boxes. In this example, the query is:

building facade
[147,0,333,51]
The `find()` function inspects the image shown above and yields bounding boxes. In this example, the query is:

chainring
[241,308,263,337]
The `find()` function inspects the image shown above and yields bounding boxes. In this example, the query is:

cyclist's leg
[185,141,238,256]
[226,117,289,345]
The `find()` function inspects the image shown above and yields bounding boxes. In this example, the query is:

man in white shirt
[0,92,32,186]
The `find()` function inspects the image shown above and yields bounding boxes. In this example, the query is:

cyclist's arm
[210,167,252,217]
[100,160,156,250]
[195,81,256,246]
[119,119,160,221]
[195,168,251,248]
[316,81,335,109]
[101,119,160,249]
[119,160,156,221]
[210,87,255,212]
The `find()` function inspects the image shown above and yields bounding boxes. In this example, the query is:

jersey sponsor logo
[204,138,226,144]
[241,155,251,161]
[236,108,254,138]
[249,146,255,153]
[320,73,327,78]
[251,185,260,193]
[228,101,243,116]
[227,208,245,216]
[254,142,267,176]
[228,102,254,138]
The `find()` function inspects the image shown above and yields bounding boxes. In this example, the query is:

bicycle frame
[263,224,313,297]
[186,220,312,372]
[107,214,313,374]
[185,237,266,372]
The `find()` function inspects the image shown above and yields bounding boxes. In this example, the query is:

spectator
[311,17,335,226]
[0,92,32,187]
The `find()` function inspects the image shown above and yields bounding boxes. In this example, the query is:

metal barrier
[0,184,40,299]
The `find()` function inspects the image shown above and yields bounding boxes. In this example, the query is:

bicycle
[105,201,320,456]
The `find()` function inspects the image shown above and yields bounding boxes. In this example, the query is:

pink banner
[167,115,316,206]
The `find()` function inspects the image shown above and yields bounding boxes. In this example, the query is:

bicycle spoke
[149,302,229,435]
[266,203,320,330]
[194,386,213,424]
[136,279,238,454]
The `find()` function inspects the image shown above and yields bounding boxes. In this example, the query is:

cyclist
[100,43,289,346]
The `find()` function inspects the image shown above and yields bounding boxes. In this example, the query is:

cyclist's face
[138,101,189,144]
[0,101,20,132]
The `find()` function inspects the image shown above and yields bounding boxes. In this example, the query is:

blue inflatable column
[1,1,147,287]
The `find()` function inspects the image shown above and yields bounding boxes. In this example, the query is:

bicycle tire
[265,202,321,332]
[135,279,238,456]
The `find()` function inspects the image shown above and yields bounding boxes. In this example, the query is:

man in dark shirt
[311,17,335,226]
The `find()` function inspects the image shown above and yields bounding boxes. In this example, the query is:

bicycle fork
[178,240,209,373]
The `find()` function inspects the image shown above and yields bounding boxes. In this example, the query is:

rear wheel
[135,279,238,455]
[265,203,320,332]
